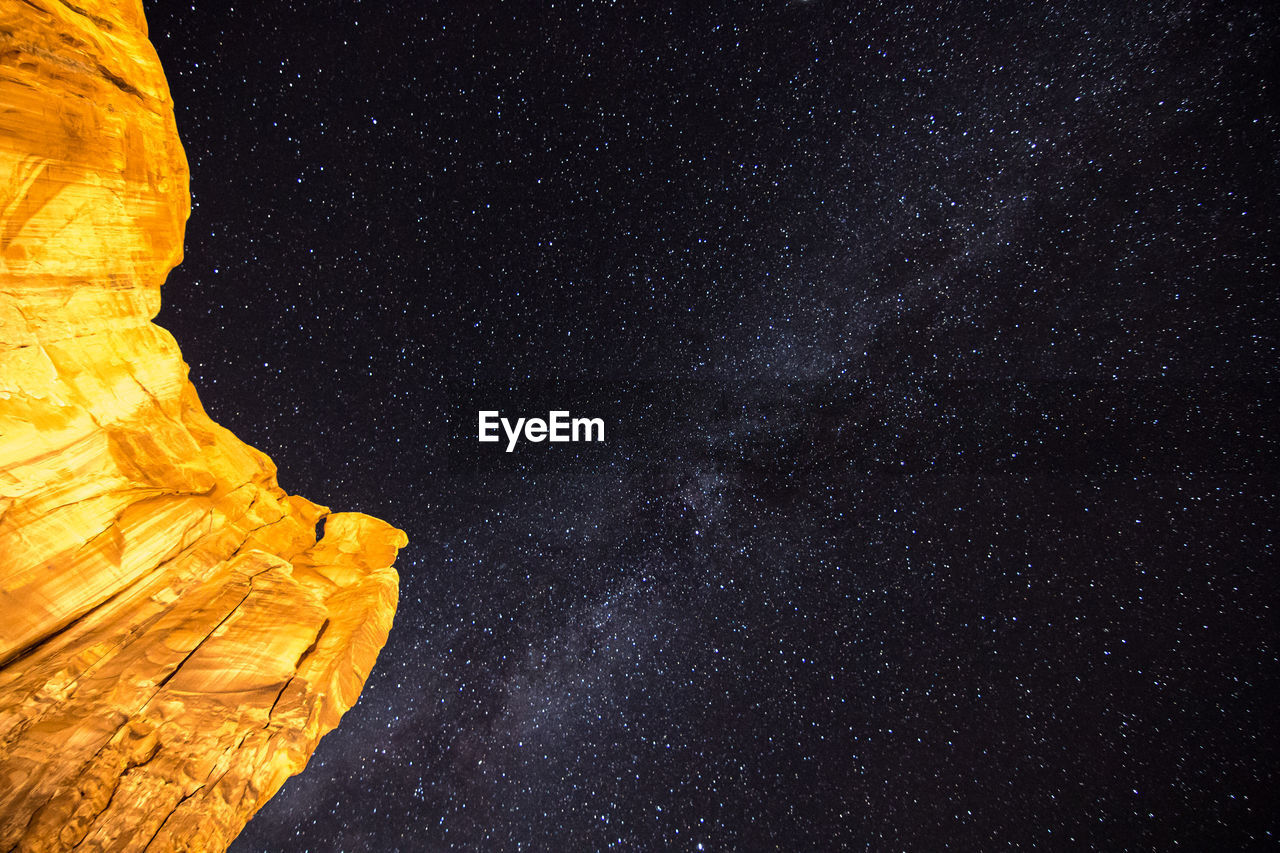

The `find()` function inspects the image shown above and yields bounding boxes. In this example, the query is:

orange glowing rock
[0,2,405,850]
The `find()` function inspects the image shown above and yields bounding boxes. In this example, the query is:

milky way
[148,1,1273,849]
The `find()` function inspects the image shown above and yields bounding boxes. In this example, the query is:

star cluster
[147,1,1274,850]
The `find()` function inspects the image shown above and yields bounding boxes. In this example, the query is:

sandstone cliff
[0,2,405,850]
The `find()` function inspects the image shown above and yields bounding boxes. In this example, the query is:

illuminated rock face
[0,2,405,850]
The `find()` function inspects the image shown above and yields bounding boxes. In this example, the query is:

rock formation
[0,1,405,850]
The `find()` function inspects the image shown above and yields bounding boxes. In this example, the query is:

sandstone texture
[0,1,405,850]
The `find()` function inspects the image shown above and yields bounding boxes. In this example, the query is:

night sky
[146,2,1274,850]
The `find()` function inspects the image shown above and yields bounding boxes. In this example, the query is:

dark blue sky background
[147,2,1274,849]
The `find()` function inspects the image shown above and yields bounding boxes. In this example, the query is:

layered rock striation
[0,2,405,850]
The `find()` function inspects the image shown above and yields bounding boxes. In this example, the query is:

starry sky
[146,1,1275,850]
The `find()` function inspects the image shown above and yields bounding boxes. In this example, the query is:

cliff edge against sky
[0,1,405,850]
